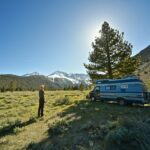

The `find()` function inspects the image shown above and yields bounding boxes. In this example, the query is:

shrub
[48,120,71,136]
[54,97,70,106]
[79,121,109,140]
[103,118,150,150]
[13,127,25,134]
[0,96,5,99]
[26,141,37,150]
[79,121,94,131]
[28,116,37,124]
[144,71,148,74]
[0,119,22,136]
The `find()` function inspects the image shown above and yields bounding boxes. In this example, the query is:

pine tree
[84,21,139,80]
[79,83,84,91]
[1,86,5,92]
[9,80,17,92]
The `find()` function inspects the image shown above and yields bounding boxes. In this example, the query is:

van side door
[94,86,101,99]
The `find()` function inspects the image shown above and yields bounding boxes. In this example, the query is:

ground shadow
[0,117,36,137]
[26,99,150,150]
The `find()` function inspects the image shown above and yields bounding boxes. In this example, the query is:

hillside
[135,45,150,62]
[0,72,90,91]
[134,45,150,89]
[1,91,150,150]
[0,74,59,90]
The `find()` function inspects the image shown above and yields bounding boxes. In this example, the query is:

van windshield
[94,86,100,91]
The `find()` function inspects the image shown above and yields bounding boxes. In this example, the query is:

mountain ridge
[0,71,90,91]
[134,45,150,89]
[135,45,150,62]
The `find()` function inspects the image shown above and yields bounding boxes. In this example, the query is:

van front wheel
[118,99,126,106]
[91,97,96,102]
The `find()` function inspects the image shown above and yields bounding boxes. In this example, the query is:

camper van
[88,76,150,105]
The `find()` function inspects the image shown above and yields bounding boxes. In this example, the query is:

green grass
[0,91,150,150]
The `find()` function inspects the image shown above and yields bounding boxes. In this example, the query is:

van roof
[96,76,142,84]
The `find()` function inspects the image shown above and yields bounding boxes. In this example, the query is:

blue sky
[0,0,150,75]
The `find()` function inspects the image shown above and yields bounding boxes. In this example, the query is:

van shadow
[26,100,150,150]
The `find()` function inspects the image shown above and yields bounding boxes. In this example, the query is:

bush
[54,97,70,106]
[144,71,148,74]
[0,119,22,136]
[13,127,25,134]
[103,118,150,150]
[79,121,93,131]
[48,120,71,136]
[28,116,37,124]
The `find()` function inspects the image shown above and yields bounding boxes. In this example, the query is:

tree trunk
[106,41,113,79]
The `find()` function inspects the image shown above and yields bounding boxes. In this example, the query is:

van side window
[105,86,110,90]
[105,85,116,90]
[121,84,128,89]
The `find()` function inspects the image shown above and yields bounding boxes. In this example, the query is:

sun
[89,25,100,42]
[84,19,119,48]
[83,23,100,48]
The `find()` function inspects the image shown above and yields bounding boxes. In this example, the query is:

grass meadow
[1,90,150,150]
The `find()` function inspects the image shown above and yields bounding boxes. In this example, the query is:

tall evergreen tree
[84,21,139,80]
[9,80,17,92]
[1,86,5,92]
[79,83,84,91]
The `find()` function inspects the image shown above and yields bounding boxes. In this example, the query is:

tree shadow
[0,117,37,137]
[26,99,150,150]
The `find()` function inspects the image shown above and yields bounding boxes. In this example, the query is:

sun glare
[89,25,100,41]
[83,24,100,48]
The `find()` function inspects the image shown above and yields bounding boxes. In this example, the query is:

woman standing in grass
[38,85,45,117]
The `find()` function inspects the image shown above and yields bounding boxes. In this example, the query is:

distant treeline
[0,75,57,91]
[0,75,92,92]
[0,81,91,92]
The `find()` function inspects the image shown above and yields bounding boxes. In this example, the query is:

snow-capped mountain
[48,71,79,84]
[48,71,90,85]
[69,73,91,84]
[21,71,90,88]
[23,72,41,76]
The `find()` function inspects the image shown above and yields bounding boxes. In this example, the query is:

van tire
[101,99,104,103]
[118,99,126,106]
[126,102,132,106]
[91,97,96,102]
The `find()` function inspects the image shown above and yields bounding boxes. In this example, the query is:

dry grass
[1,90,150,150]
